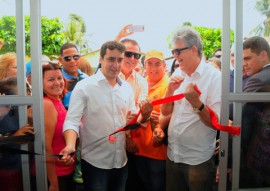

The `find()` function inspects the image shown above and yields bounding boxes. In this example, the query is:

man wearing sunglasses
[58,42,88,109]
[161,27,221,191]
[58,42,88,91]
[119,38,148,191]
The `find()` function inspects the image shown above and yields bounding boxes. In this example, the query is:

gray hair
[171,27,203,58]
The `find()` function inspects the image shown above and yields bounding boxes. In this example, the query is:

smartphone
[129,25,144,32]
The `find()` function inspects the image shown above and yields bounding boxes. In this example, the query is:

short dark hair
[60,42,78,56]
[100,41,126,59]
[120,38,141,52]
[243,36,270,60]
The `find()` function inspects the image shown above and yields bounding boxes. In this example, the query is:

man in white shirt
[161,27,221,191]
[118,38,148,191]
[60,41,151,191]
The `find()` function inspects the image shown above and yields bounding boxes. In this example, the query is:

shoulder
[43,98,56,112]
[121,80,134,93]
[244,72,266,92]
[135,72,147,84]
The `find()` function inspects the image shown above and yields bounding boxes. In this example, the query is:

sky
[0,0,265,67]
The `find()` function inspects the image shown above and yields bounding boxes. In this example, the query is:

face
[172,40,193,73]
[43,70,64,99]
[145,58,166,83]
[230,52,235,68]
[243,48,265,76]
[59,47,80,77]
[100,49,124,82]
[6,60,17,78]
[121,42,141,75]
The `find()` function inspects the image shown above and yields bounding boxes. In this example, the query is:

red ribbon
[108,85,240,141]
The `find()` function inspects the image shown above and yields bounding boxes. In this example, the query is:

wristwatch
[193,103,205,113]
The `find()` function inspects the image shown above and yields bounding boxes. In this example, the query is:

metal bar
[29,0,47,190]
[15,1,31,190]
[229,93,270,102]
[219,0,231,190]
[0,96,33,105]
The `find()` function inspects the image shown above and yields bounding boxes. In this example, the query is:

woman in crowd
[0,76,34,191]
[0,52,17,80]
[78,57,92,76]
[42,63,75,191]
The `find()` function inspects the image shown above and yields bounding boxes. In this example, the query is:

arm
[137,78,148,106]
[44,99,59,191]
[161,76,184,116]
[114,24,134,42]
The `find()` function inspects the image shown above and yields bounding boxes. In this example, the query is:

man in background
[240,36,270,188]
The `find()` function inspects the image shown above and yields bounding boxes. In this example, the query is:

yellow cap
[144,50,164,62]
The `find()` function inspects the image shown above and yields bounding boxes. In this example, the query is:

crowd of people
[0,25,270,191]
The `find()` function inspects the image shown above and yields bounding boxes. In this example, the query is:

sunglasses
[171,47,190,56]
[63,55,80,62]
[125,51,141,60]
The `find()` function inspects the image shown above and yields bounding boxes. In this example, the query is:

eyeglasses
[171,47,190,56]
[125,51,141,60]
[63,55,80,62]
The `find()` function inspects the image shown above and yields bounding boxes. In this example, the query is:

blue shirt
[62,68,88,109]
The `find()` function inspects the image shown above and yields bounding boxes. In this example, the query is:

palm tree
[250,0,270,36]
[63,14,90,54]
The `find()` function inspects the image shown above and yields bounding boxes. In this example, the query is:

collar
[95,69,122,86]
[62,68,86,80]
[180,60,205,79]
[263,63,270,68]
[147,74,169,90]
[119,70,135,81]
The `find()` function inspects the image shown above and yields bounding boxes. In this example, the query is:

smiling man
[131,49,169,191]
[118,39,148,191]
[161,27,221,191]
[60,41,152,191]
[58,42,88,91]
[58,43,88,109]
[61,41,136,191]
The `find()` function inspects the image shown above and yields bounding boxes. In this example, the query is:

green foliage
[250,0,270,36]
[63,14,89,54]
[0,16,65,56]
[167,24,234,59]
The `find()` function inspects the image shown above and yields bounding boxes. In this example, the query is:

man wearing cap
[131,49,169,191]
[161,27,221,191]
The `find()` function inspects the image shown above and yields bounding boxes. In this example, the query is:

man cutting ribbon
[161,26,222,191]
[59,41,152,191]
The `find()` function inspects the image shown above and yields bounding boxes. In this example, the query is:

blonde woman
[78,57,92,76]
[0,52,17,80]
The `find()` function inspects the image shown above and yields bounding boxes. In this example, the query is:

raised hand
[115,24,134,41]
[167,76,184,94]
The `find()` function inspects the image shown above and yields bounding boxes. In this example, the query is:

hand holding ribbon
[94,84,240,145]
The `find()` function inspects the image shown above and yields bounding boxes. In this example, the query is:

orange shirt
[132,75,169,160]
